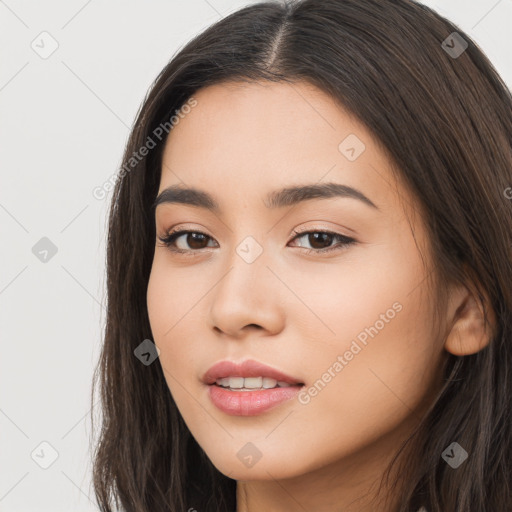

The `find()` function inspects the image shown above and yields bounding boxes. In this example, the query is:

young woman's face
[147,80,448,489]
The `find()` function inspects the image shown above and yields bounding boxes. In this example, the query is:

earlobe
[444,280,496,357]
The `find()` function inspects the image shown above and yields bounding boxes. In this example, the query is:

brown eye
[289,230,355,254]
[306,232,335,249]
[183,232,209,250]
[157,230,216,254]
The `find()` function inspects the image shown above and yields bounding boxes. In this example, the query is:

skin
[146,80,493,511]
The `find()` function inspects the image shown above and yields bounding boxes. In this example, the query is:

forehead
[159,80,406,217]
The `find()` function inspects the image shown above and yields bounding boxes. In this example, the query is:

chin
[204,446,306,481]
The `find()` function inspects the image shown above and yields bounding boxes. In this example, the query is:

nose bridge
[220,232,272,301]
[208,231,283,334]
[222,211,272,275]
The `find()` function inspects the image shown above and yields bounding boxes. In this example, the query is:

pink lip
[202,359,304,416]
[202,359,303,385]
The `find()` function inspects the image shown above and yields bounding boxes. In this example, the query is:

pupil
[309,232,332,249]
[188,233,207,249]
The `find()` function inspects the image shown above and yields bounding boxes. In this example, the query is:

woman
[91,0,512,510]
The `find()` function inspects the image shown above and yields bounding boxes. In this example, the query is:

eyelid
[160,222,212,237]
[161,221,353,239]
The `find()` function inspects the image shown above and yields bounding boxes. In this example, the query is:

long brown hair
[90,0,512,510]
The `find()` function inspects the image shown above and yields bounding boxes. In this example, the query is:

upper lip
[202,359,304,386]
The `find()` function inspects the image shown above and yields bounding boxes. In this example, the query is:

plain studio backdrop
[0,1,510,510]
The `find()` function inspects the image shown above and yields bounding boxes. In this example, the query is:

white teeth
[262,377,277,388]
[215,376,293,389]
[244,377,263,388]
[228,377,244,388]
[217,377,230,388]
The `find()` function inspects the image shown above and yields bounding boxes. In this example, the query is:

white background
[1,0,511,510]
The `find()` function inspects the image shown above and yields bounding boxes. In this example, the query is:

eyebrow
[152,181,379,213]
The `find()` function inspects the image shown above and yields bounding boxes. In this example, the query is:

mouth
[202,359,305,416]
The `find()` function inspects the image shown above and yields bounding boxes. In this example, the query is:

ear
[444,278,496,356]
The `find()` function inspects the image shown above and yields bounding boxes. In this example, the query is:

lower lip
[207,383,303,416]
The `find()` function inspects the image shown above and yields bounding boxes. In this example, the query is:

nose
[208,256,285,339]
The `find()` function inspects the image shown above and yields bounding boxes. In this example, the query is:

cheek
[290,244,440,426]
[297,316,441,474]
[285,244,419,346]
[146,263,189,379]
[146,260,213,406]
[146,256,203,344]
[270,308,440,478]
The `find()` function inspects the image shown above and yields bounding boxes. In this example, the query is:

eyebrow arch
[152,181,379,213]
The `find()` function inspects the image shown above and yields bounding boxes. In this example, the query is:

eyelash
[157,227,356,256]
